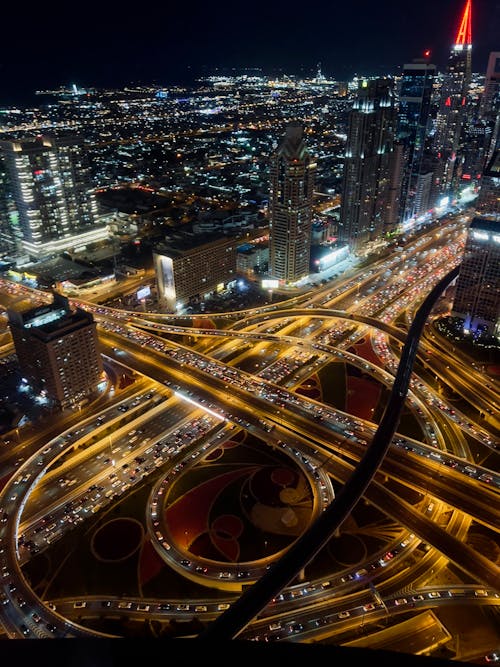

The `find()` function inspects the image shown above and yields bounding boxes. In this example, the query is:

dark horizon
[0,0,498,106]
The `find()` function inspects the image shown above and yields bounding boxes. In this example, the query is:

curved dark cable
[197,266,460,641]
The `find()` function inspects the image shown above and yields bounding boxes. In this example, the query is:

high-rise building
[339,78,400,252]
[460,116,493,186]
[451,217,500,338]
[0,134,108,260]
[476,148,500,218]
[480,51,500,123]
[432,0,472,198]
[397,57,436,222]
[268,121,316,284]
[7,293,103,408]
[480,52,500,161]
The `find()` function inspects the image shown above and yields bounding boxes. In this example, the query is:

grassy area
[397,408,425,441]
[317,362,346,409]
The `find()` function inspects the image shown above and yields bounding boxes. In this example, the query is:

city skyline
[0,0,498,655]
[1,0,499,105]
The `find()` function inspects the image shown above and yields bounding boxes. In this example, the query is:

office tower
[432,0,472,198]
[476,148,500,218]
[154,235,237,312]
[397,57,436,222]
[451,217,500,337]
[268,121,316,284]
[7,293,103,408]
[0,134,108,260]
[339,78,400,252]
[480,52,500,122]
[460,116,493,186]
[0,165,17,255]
[480,52,500,161]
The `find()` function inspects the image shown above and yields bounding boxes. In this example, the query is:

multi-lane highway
[0,210,498,652]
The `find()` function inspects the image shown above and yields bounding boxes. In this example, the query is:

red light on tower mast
[455,0,472,45]
[424,49,431,58]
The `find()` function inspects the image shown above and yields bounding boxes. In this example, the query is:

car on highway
[118,601,133,609]
[485,652,499,662]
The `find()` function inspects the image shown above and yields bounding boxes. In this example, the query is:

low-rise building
[154,234,237,312]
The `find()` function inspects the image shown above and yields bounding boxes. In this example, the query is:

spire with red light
[454,0,472,46]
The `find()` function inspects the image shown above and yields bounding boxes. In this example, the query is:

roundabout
[148,432,333,590]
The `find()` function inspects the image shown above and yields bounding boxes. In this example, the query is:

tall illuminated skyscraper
[397,56,436,222]
[0,134,108,260]
[268,121,316,284]
[339,78,400,251]
[451,217,500,338]
[432,0,472,198]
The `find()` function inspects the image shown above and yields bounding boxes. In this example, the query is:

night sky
[1,0,499,105]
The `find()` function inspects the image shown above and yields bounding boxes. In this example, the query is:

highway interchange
[0,208,498,654]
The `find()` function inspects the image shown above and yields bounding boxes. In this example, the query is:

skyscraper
[269,121,316,284]
[480,52,500,123]
[476,148,500,218]
[7,293,103,408]
[480,52,500,162]
[432,0,472,198]
[397,57,436,222]
[0,134,108,260]
[451,217,500,338]
[339,78,400,252]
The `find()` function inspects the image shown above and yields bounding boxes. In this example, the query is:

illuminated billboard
[154,253,176,312]
[261,279,279,289]
[136,285,151,301]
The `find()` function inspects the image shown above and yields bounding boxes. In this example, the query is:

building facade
[480,51,500,124]
[480,51,500,163]
[451,217,500,337]
[268,121,316,284]
[397,58,436,223]
[0,134,108,260]
[7,293,103,408]
[339,78,400,252]
[476,148,500,218]
[154,235,237,311]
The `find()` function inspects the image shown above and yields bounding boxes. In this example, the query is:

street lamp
[108,435,116,467]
